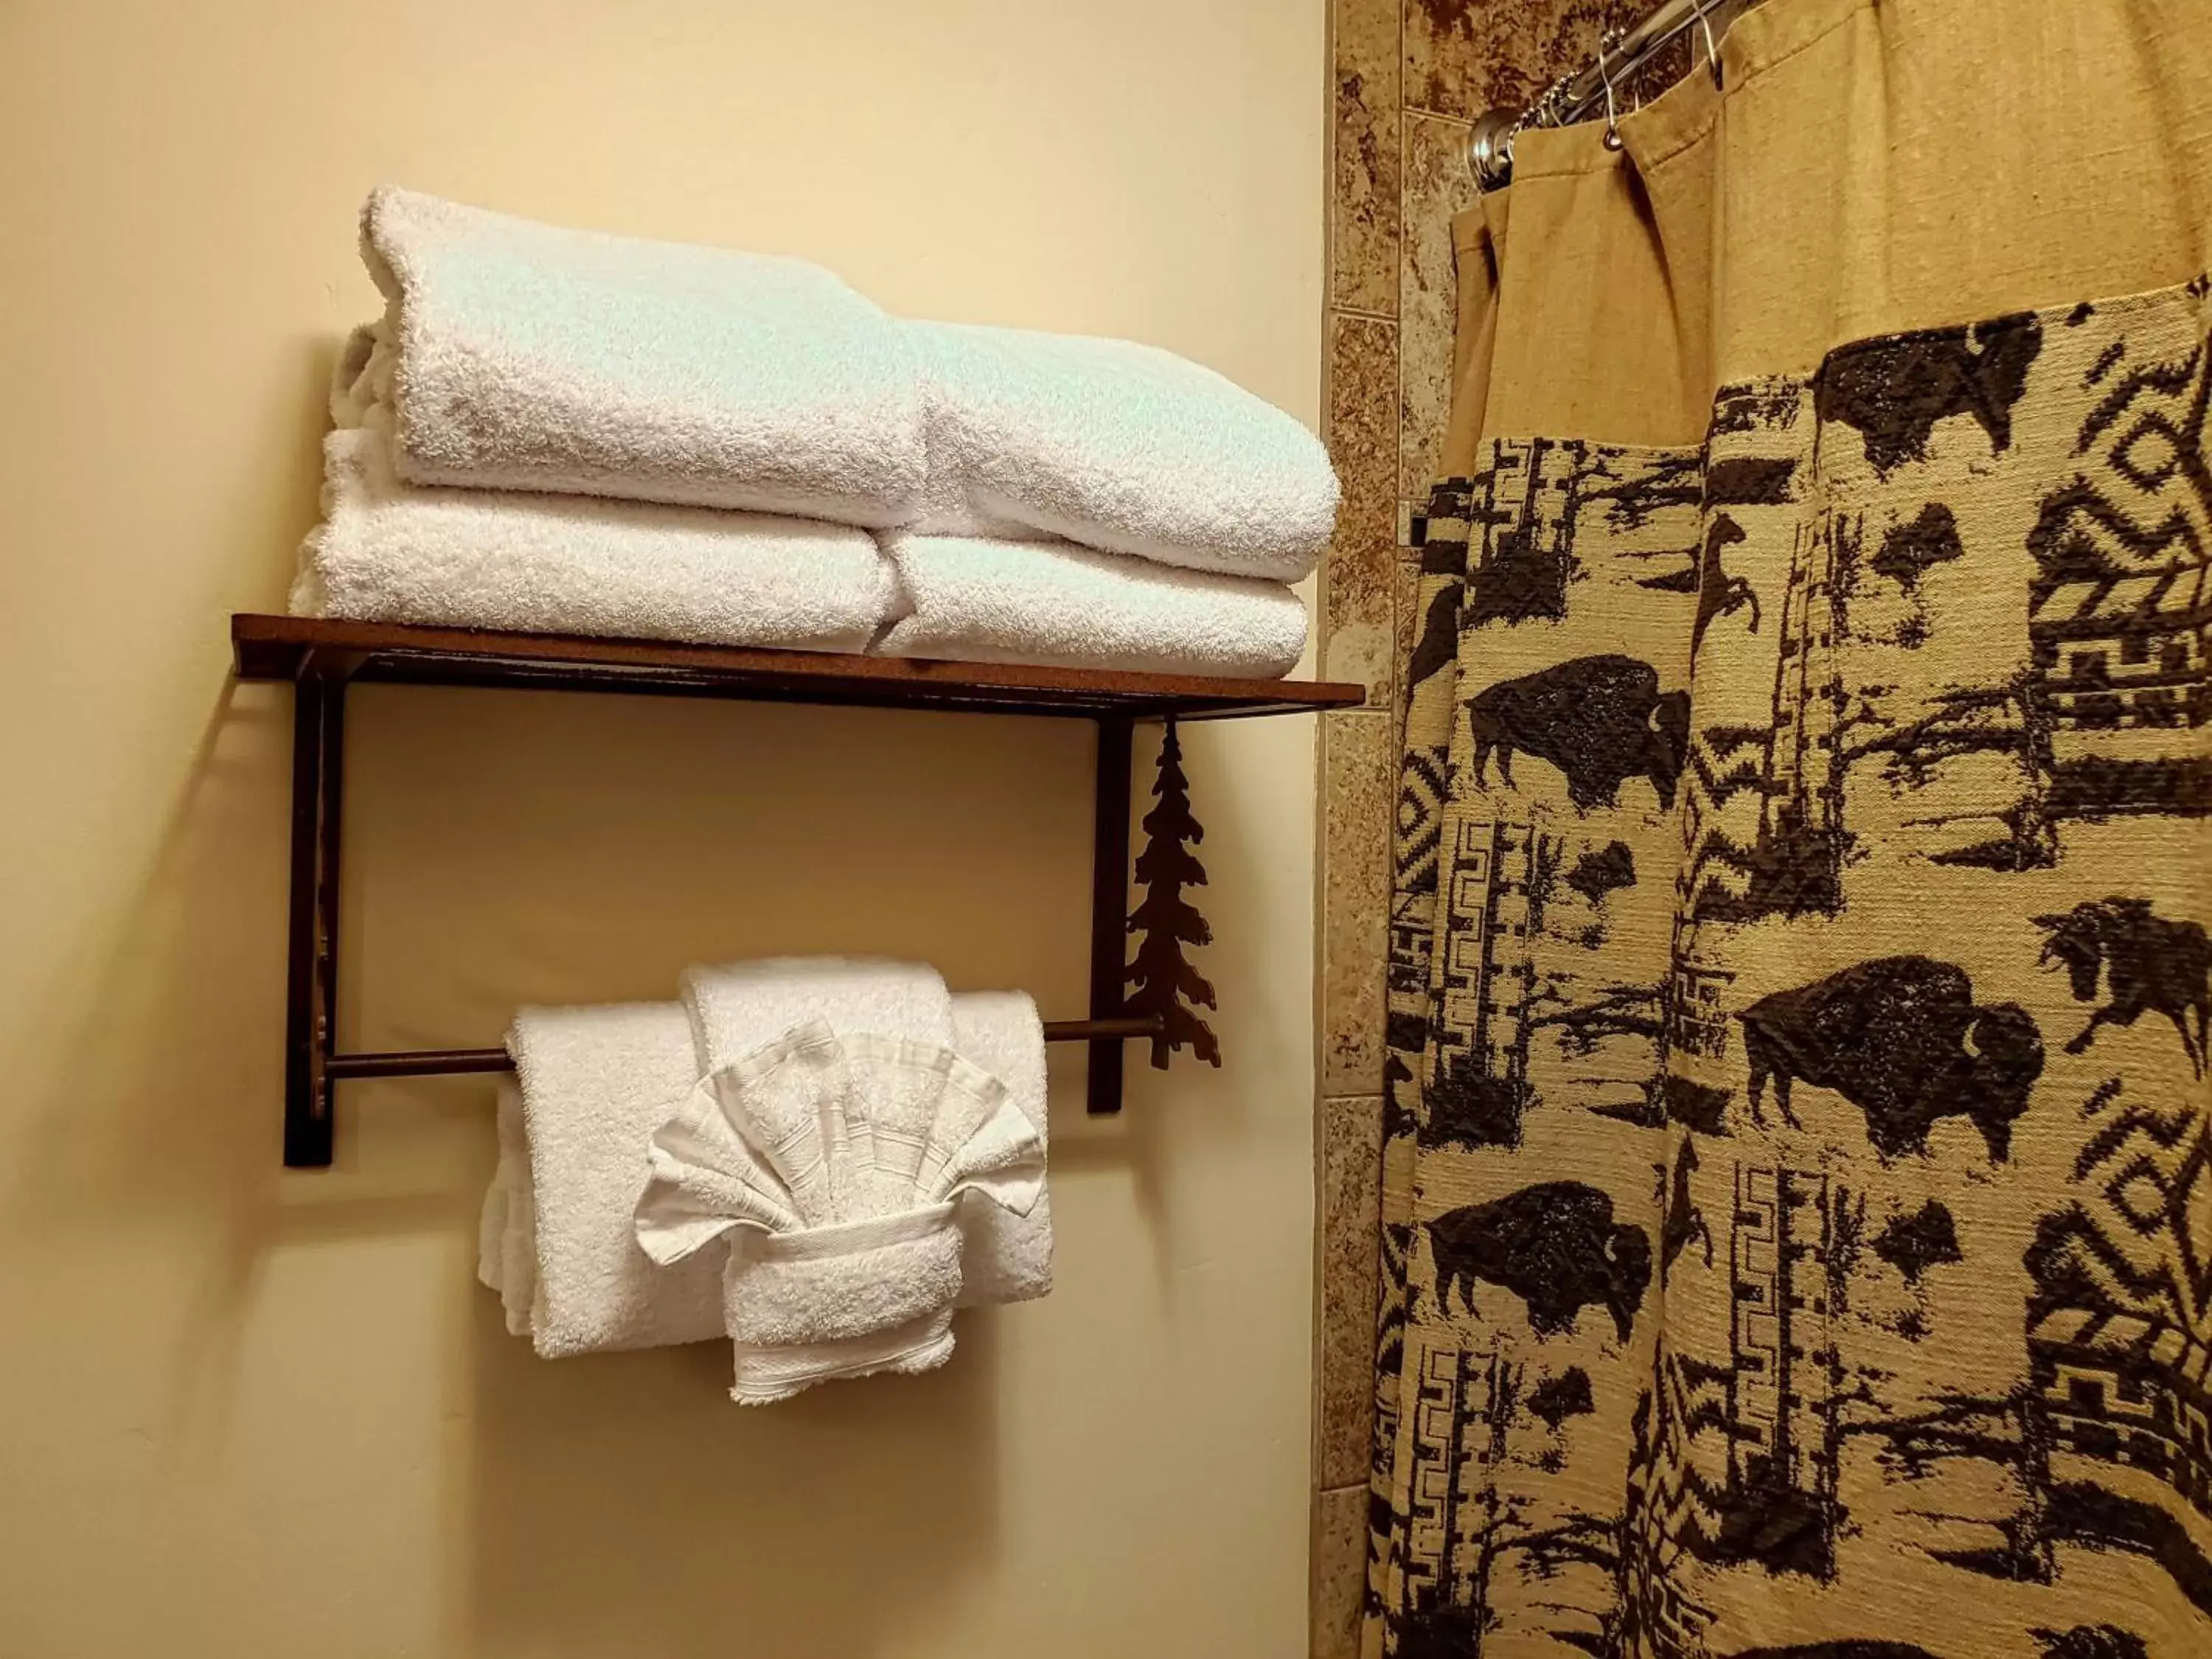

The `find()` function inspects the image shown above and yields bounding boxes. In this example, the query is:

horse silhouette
[2036,897,2212,1077]
[1660,1141,1713,1279]
[1691,514,1761,662]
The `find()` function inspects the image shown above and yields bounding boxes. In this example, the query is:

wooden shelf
[232,612,1361,1167]
[231,614,1364,720]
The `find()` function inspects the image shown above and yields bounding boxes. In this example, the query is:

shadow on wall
[467,1301,1004,1655]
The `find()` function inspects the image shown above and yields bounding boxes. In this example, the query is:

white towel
[477,1079,533,1336]
[636,1023,1043,1403]
[950,992,1053,1307]
[872,532,1310,678]
[681,956,956,1074]
[909,320,1338,580]
[291,411,900,651]
[476,972,1052,1377]
[357,187,928,526]
[497,1004,726,1357]
[675,959,959,1401]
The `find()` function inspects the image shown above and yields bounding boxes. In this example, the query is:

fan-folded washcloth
[872,532,1309,678]
[493,1003,726,1357]
[637,1018,1045,1403]
[950,992,1052,1306]
[909,319,1338,580]
[356,187,928,526]
[292,407,900,651]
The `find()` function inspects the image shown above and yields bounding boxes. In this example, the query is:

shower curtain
[1365,1,2212,1655]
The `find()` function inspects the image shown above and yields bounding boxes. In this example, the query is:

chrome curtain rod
[1468,0,1747,191]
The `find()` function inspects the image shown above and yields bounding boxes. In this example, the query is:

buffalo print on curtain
[1365,278,2212,1658]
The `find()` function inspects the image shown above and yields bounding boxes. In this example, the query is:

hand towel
[636,1018,1045,1403]
[909,319,1339,580]
[950,991,1053,1306]
[501,1003,726,1357]
[357,187,928,526]
[291,402,901,652]
[872,531,1310,678]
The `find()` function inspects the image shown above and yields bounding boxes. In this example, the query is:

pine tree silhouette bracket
[1120,717,1222,1079]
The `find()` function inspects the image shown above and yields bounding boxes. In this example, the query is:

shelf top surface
[231,614,1366,720]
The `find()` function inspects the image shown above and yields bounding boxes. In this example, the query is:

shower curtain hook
[1598,35,1625,152]
[1690,0,1725,90]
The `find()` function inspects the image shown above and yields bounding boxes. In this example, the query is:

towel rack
[231,614,1362,1167]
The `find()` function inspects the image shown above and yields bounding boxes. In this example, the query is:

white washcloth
[476,1079,535,1336]
[636,1018,1044,1403]
[357,187,928,526]
[496,1004,726,1357]
[678,959,959,1398]
[950,991,1052,1306]
[872,531,1310,678]
[292,408,900,651]
[909,320,1338,580]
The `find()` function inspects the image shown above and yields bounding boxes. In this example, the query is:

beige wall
[0,4,1325,1654]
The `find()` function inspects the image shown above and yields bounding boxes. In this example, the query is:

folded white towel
[291,411,901,651]
[358,187,928,526]
[636,1019,1045,1403]
[910,320,1338,580]
[950,992,1052,1307]
[499,1004,726,1357]
[872,532,1310,678]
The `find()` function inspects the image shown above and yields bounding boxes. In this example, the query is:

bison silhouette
[1815,311,2044,473]
[1427,1180,1652,1342]
[1465,654,1691,811]
[2035,897,2212,1077]
[1738,956,2044,1161]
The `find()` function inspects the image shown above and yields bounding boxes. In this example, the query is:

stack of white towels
[293,187,1338,679]
[480,957,1054,1403]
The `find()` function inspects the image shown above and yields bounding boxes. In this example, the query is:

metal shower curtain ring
[1690,0,1725,89]
[1598,35,1624,151]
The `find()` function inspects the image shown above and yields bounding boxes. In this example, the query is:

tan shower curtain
[1366,1,2212,1655]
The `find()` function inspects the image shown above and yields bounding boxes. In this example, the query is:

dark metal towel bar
[230,614,1362,1167]
[326,1019,1168,1082]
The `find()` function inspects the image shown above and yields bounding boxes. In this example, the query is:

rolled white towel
[358,187,928,526]
[872,532,1310,679]
[292,408,901,653]
[910,319,1338,580]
